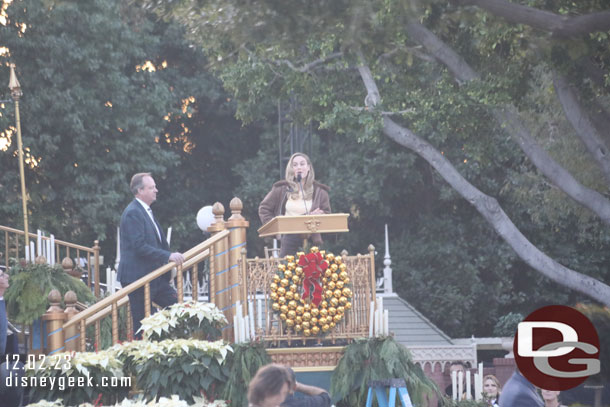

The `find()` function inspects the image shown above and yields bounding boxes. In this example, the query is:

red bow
[298,252,328,306]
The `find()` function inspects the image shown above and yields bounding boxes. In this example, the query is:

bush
[330,337,441,407]
[111,339,232,403]
[138,301,228,341]
[221,342,271,407]
[26,350,130,406]
[5,260,96,325]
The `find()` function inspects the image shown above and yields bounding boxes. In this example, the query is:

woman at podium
[259,152,331,257]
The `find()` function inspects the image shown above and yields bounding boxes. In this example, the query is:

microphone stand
[297,175,309,215]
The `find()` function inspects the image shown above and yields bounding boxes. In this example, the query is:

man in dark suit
[117,173,184,339]
[0,270,25,406]
[499,370,544,407]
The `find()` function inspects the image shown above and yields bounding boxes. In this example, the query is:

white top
[285,195,312,216]
[136,198,162,241]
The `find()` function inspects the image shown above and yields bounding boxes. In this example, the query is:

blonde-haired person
[259,153,331,257]
[540,389,567,407]
[483,374,501,407]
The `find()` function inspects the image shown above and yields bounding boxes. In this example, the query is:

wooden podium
[258,213,349,237]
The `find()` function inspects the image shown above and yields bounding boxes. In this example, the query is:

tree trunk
[356,60,610,306]
[405,19,610,225]
[553,72,610,187]
[455,0,610,37]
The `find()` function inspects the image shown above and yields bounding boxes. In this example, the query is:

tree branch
[405,18,610,225]
[553,71,610,187]
[356,57,610,306]
[274,52,344,73]
[454,0,610,37]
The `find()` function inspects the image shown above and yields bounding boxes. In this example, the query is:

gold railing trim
[64,229,229,329]
[0,225,94,252]
[267,346,345,355]
[292,366,337,372]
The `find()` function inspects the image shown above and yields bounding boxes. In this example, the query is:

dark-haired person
[0,270,24,407]
[444,361,474,400]
[117,173,184,339]
[541,389,567,407]
[259,153,331,257]
[281,366,331,407]
[248,364,292,407]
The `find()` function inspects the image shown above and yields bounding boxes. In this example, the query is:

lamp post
[8,64,29,250]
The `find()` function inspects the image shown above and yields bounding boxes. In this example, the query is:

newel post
[226,198,249,316]
[43,289,67,355]
[207,202,229,338]
[63,291,79,352]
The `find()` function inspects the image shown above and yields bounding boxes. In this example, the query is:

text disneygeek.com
[5,375,132,390]
[3,355,131,391]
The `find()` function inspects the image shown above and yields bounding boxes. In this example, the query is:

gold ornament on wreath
[269,246,353,337]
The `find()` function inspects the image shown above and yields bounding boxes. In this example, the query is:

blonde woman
[483,374,501,407]
[259,153,331,257]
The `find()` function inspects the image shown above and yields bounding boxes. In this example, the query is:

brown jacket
[259,180,331,244]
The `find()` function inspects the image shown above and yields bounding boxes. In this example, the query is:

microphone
[296,173,309,214]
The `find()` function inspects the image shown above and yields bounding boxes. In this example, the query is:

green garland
[221,342,271,407]
[5,260,96,325]
[330,337,442,407]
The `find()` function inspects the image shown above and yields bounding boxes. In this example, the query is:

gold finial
[8,64,22,99]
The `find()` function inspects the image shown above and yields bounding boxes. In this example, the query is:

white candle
[478,362,483,400]
[383,310,389,335]
[50,235,55,265]
[248,301,255,340]
[46,239,51,264]
[474,373,480,401]
[452,371,457,401]
[369,302,375,337]
[30,242,35,262]
[233,315,240,343]
[458,371,464,401]
[243,316,248,341]
[37,230,42,258]
[466,370,471,400]
[25,246,29,262]
[257,299,263,331]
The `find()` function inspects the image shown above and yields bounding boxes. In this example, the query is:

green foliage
[5,260,96,325]
[330,337,441,407]
[139,301,228,342]
[575,303,610,383]
[221,342,271,407]
[112,339,232,404]
[27,351,130,406]
[493,312,524,337]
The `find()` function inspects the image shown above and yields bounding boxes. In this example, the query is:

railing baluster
[126,304,133,341]
[209,246,215,305]
[80,320,86,352]
[112,302,119,345]
[95,320,101,350]
[144,283,151,317]
[192,264,198,302]
[177,264,183,303]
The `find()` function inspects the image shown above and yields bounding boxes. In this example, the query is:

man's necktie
[147,208,163,242]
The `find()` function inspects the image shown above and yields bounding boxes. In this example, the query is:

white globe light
[196,205,214,231]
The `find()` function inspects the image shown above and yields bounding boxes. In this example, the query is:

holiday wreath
[269,247,352,336]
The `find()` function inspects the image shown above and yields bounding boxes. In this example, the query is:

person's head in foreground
[248,364,292,407]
